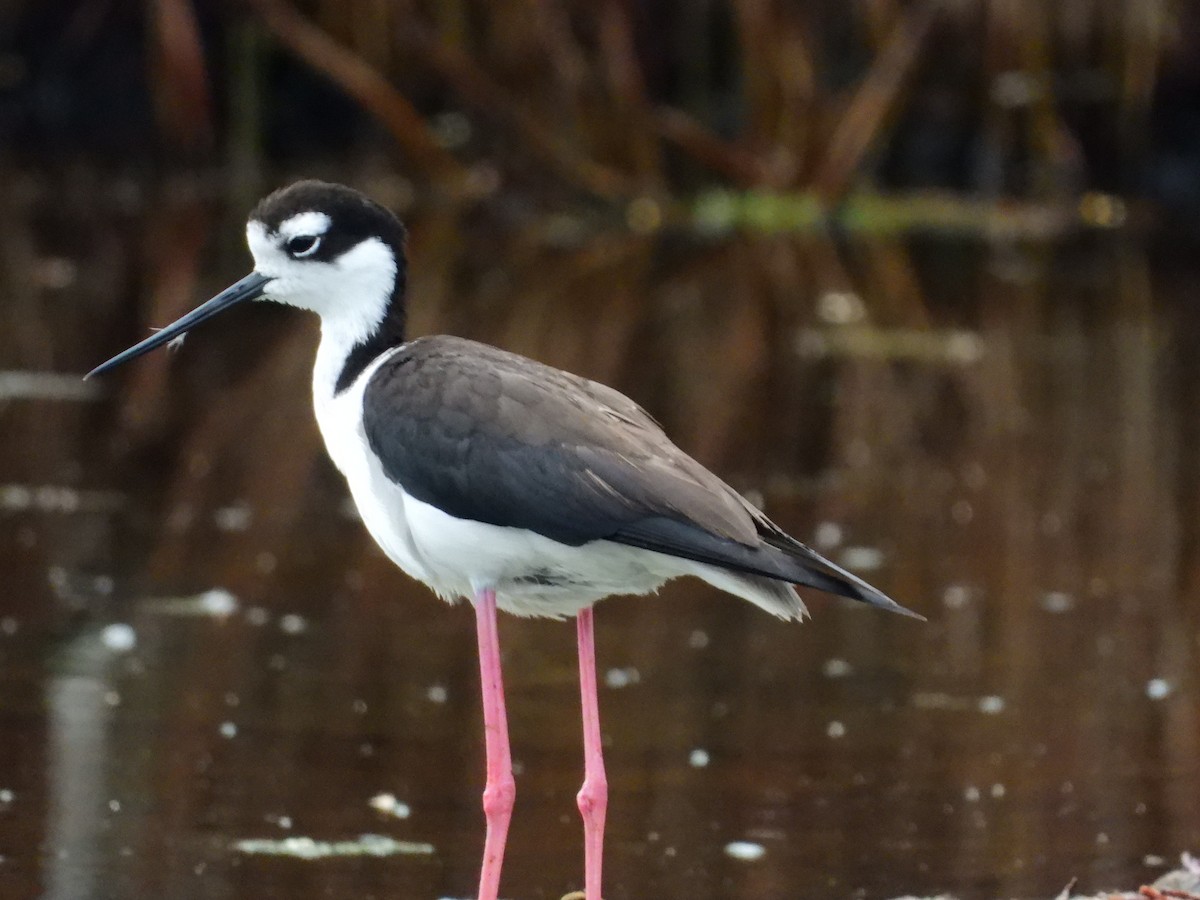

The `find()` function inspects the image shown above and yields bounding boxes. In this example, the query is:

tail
[762,531,925,620]
[613,516,924,621]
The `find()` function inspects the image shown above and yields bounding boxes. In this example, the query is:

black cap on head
[251,180,408,268]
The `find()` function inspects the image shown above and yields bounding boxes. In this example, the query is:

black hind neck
[334,287,407,395]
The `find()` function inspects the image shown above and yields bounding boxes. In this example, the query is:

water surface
[1,175,1197,899]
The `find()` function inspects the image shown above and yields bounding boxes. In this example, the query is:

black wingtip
[776,538,926,621]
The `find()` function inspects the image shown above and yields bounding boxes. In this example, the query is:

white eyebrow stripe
[279,211,331,239]
[246,220,273,260]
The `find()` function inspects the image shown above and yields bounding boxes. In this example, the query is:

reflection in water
[44,632,123,900]
[0,175,1197,899]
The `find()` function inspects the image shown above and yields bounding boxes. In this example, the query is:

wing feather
[361,335,919,617]
[363,335,756,546]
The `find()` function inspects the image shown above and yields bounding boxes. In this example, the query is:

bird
[87,180,922,900]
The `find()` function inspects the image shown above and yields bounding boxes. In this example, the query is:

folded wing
[362,336,919,618]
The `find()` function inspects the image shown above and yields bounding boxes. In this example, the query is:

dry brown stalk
[731,0,780,149]
[245,0,468,189]
[811,1,939,205]
[148,0,214,153]
[654,106,770,187]
[597,0,664,187]
[1140,887,1200,900]
[404,25,633,199]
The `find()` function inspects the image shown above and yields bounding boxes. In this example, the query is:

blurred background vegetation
[3,5,1200,899]
[3,0,1198,221]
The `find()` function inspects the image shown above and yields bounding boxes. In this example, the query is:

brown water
[0,173,1198,900]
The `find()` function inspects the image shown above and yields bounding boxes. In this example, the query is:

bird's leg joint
[483,773,516,817]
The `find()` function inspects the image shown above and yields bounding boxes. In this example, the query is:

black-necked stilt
[88,180,922,900]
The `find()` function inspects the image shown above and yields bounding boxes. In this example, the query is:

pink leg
[474,587,515,900]
[576,606,608,899]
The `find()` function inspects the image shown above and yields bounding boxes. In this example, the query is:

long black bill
[85,271,273,380]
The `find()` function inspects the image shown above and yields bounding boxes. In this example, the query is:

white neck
[310,316,405,481]
[310,286,403,437]
[312,316,369,407]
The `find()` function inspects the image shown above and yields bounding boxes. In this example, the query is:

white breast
[313,346,443,594]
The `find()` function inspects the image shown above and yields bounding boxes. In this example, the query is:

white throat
[244,221,398,405]
[312,305,382,404]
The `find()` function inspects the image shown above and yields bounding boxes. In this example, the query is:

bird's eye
[286,235,321,258]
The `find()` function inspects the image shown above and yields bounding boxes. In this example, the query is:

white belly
[311,347,682,618]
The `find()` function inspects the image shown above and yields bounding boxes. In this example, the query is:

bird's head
[87,180,407,379]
